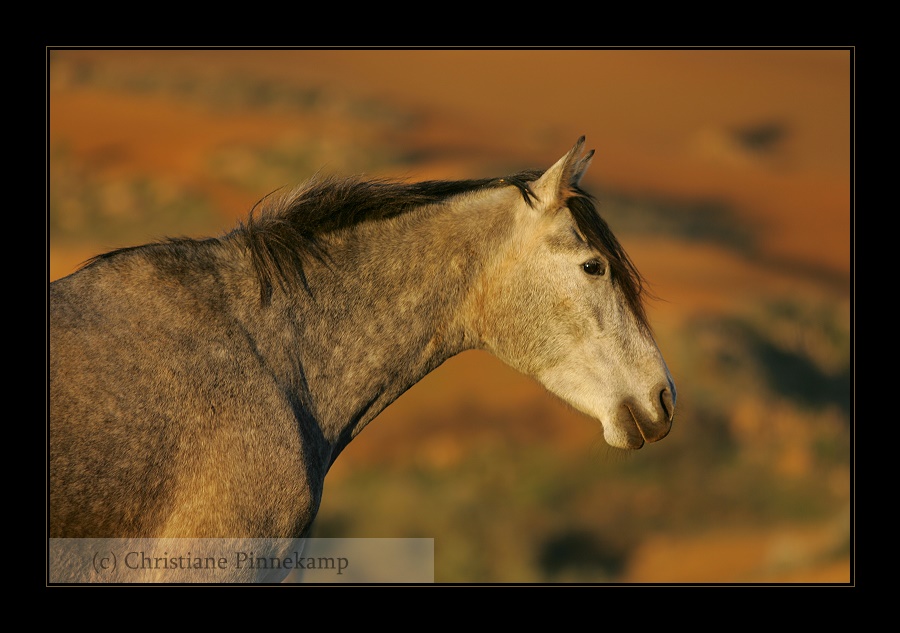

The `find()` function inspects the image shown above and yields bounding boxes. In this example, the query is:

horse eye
[582,260,606,276]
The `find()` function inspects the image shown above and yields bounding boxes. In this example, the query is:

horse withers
[49,137,675,581]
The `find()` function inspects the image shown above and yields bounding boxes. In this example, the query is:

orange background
[48,48,852,583]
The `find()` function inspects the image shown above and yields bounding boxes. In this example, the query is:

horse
[48,137,675,582]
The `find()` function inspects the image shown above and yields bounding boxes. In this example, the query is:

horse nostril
[659,385,676,421]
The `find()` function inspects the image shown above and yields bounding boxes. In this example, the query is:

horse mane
[234,169,650,330]
[237,172,534,303]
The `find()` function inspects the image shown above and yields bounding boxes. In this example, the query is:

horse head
[466,137,676,449]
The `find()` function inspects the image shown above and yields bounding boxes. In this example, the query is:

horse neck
[249,191,517,464]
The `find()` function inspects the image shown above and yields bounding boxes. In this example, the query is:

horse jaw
[534,340,675,450]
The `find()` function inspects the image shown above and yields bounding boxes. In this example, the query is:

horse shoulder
[50,247,322,539]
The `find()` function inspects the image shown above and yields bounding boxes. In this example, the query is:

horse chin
[537,366,674,450]
[602,421,646,450]
[603,401,673,450]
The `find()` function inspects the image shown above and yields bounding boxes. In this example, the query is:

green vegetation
[682,301,851,417]
[49,143,219,247]
[312,429,847,582]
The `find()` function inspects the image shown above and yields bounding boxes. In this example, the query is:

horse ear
[531,136,594,207]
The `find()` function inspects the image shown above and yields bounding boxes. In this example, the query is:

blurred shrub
[49,143,218,247]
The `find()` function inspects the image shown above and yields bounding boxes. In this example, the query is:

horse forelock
[503,170,651,333]
[566,189,652,333]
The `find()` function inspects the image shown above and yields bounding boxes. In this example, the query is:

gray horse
[49,137,675,581]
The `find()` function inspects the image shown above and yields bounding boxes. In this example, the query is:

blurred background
[47,48,852,583]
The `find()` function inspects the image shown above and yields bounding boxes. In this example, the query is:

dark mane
[565,186,651,333]
[235,170,650,331]
[237,172,535,303]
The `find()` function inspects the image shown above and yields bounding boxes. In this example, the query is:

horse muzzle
[615,381,676,449]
